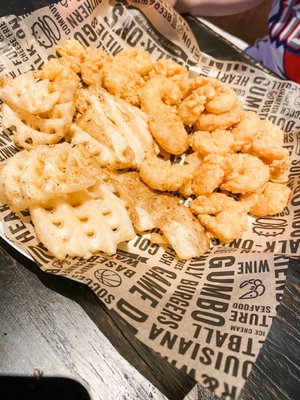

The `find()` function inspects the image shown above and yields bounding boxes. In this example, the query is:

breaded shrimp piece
[268,156,290,183]
[101,49,153,106]
[221,153,270,194]
[179,152,203,197]
[241,182,291,216]
[80,48,112,87]
[231,111,261,152]
[251,119,288,161]
[139,156,193,191]
[190,192,237,214]
[148,59,189,90]
[36,58,80,104]
[205,86,237,114]
[191,129,235,156]
[198,208,249,243]
[195,99,244,131]
[56,38,86,73]
[192,154,224,196]
[114,48,153,76]
[140,76,189,154]
[102,61,145,106]
[178,84,216,126]
[191,192,249,243]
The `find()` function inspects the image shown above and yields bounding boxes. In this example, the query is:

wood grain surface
[0,240,218,400]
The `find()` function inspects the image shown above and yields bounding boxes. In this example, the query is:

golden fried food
[55,37,86,73]
[0,38,292,260]
[191,129,236,156]
[36,58,80,104]
[148,59,189,92]
[140,76,188,154]
[192,154,224,196]
[268,156,290,183]
[191,193,249,243]
[115,172,209,259]
[251,119,288,161]
[139,156,193,191]
[30,178,135,259]
[80,48,112,87]
[241,182,291,216]
[195,98,244,131]
[231,111,262,152]
[221,153,270,194]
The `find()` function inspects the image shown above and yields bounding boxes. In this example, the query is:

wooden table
[1,236,300,400]
[0,11,300,400]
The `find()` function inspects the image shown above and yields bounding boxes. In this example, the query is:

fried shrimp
[191,192,249,243]
[192,154,224,196]
[205,86,237,114]
[149,59,189,89]
[231,111,261,152]
[251,119,288,161]
[114,49,153,76]
[221,153,270,194]
[241,182,291,216]
[102,62,145,106]
[56,38,86,73]
[195,99,244,131]
[178,84,216,126]
[140,76,189,154]
[268,156,290,183]
[231,113,288,163]
[179,152,203,197]
[80,48,112,87]
[100,49,154,106]
[139,156,193,191]
[36,58,80,103]
[191,129,235,156]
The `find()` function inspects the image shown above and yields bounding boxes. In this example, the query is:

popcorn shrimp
[251,119,288,161]
[140,76,189,154]
[179,152,203,197]
[205,86,237,115]
[56,38,86,73]
[231,111,261,152]
[191,192,249,243]
[195,99,244,131]
[269,156,290,183]
[221,153,270,194]
[192,154,224,196]
[178,84,216,126]
[80,48,112,87]
[102,62,145,106]
[36,58,80,103]
[114,48,153,76]
[139,156,193,191]
[241,182,291,216]
[191,129,235,156]
[149,59,189,90]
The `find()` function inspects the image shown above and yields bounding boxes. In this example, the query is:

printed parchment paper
[0,1,300,398]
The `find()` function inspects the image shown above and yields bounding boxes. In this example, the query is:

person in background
[167,0,300,84]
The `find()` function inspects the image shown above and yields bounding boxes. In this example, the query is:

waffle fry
[30,179,135,259]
